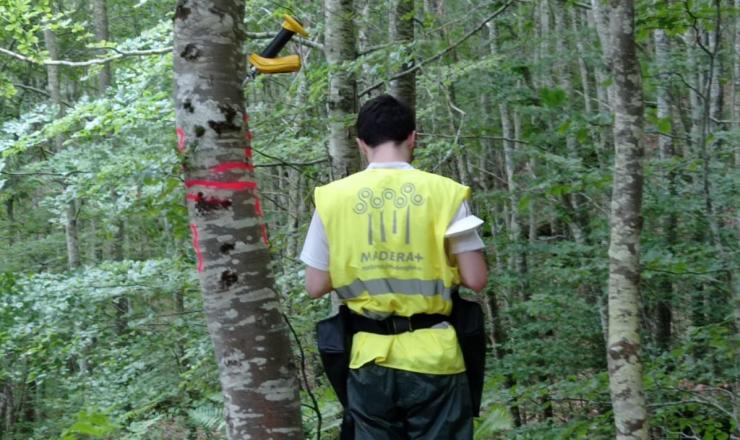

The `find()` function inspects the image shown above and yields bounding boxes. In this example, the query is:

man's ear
[407,131,416,150]
[356,138,369,157]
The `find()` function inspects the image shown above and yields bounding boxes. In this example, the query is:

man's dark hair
[356,94,415,147]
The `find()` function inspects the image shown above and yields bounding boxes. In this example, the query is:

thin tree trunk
[92,0,112,92]
[2,380,13,434]
[555,4,588,245]
[485,21,523,428]
[603,1,649,438]
[708,27,722,129]
[732,3,740,433]
[570,8,592,115]
[44,24,81,270]
[654,24,675,351]
[94,0,128,333]
[285,168,299,259]
[173,2,303,438]
[590,0,615,105]
[325,0,360,179]
[113,218,128,334]
[537,0,551,88]
[358,0,374,93]
[734,0,740,141]
[683,29,710,327]
[389,0,415,111]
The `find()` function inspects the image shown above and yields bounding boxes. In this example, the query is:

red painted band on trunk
[244,148,253,159]
[254,197,263,217]
[176,127,186,153]
[245,130,253,141]
[190,223,204,272]
[260,223,269,246]
[185,180,257,190]
[186,193,199,201]
[243,113,249,124]
[210,162,254,174]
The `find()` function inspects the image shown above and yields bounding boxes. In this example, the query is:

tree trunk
[734,0,740,141]
[570,9,592,115]
[733,4,740,433]
[604,1,649,438]
[173,1,303,438]
[554,4,588,245]
[5,198,14,246]
[64,202,80,269]
[92,0,112,91]
[389,0,415,111]
[653,24,675,351]
[325,0,360,179]
[358,0,374,94]
[708,27,722,129]
[93,0,128,333]
[44,24,81,270]
[113,217,128,334]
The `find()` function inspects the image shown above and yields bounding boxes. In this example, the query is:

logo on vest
[352,183,425,245]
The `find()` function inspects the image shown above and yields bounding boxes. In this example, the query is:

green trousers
[347,363,473,440]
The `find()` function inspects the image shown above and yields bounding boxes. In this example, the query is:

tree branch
[13,83,73,107]
[1,170,92,177]
[0,46,171,67]
[359,0,514,97]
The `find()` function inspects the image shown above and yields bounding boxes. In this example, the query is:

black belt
[350,313,448,335]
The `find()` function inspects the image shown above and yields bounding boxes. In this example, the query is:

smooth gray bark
[603,1,649,438]
[44,24,81,270]
[653,25,675,351]
[570,8,592,114]
[92,0,112,91]
[173,1,303,438]
[554,4,587,245]
[733,4,740,433]
[325,0,360,179]
[485,20,523,428]
[389,0,415,111]
[735,0,740,138]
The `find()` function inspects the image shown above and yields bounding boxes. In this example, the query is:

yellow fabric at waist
[344,292,453,318]
[349,326,466,374]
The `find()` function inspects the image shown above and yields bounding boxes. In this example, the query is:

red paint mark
[176,127,186,153]
[187,192,232,211]
[190,223,204,272]
[260,223,269,246]
[210,162,254,174]
[245,130,253,141]
[244,148,253,159]
[254,197,263,217]
[243,113,249,124]
[185,180,257,190]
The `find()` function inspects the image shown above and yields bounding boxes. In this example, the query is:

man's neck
[365,141,411,163]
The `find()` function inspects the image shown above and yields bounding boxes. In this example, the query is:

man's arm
[306,266,332,298]
[300,211,333,299]
[456,250,488,293]
[447,201,488,293]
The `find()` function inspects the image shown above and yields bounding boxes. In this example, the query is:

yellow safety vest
[315,167,471,374]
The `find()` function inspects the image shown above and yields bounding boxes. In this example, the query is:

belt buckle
[390,317,413,334]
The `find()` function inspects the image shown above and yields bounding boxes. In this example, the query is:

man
[301,95,487,439]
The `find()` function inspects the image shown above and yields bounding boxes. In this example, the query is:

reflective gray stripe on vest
[335,278,451,300]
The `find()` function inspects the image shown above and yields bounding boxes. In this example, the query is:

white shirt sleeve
[300,200,485,270]
[299,211,330,271]
[447,201,485,254]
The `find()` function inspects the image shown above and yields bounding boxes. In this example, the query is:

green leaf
[539,87,567,108]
